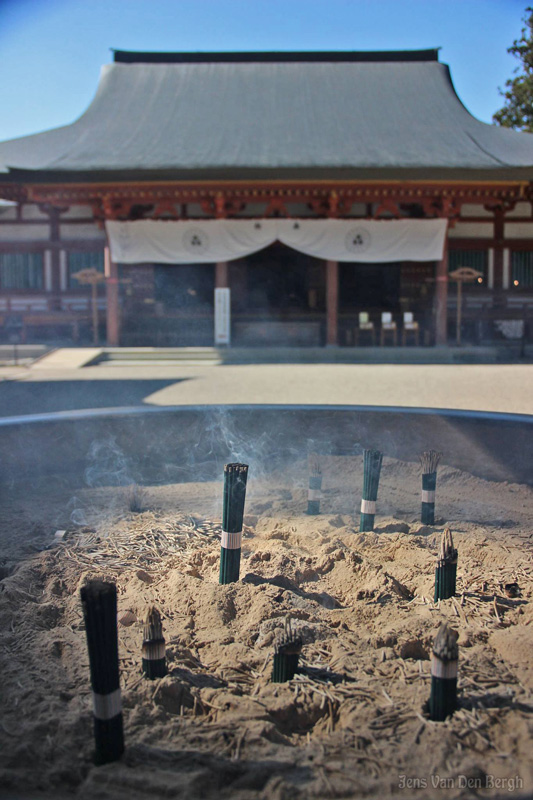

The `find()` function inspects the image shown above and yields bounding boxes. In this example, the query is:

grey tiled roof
[1,50,533,181]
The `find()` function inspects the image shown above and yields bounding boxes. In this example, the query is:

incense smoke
[84,437,136,488]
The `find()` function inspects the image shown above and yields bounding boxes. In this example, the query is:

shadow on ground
[0,379,188,417]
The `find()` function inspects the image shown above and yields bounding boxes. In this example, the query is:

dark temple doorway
[339,262,401,311]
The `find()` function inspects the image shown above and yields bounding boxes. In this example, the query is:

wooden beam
[22,179,529,221]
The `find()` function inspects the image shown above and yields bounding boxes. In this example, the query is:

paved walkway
[0,361,532,417]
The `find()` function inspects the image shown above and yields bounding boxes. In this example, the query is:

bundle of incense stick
[434,528,458,601]
[271,617,302,683]
[420,450,442,525]
[359,449,383,532]
[429,622,458,721]
[307,451,322,515]
[219,462,249,585]
[80,580,124,765]
[142,606,167,680]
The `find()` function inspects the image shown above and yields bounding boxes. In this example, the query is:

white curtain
[106,218,447,264]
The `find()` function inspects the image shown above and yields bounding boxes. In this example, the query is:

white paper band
[308,489,322,501]
[221,530,242,550]
[142,640,166,660]
[361,499,376,514]
[431,657,458,680]
[93,688,122,720]
[422,490,436,503]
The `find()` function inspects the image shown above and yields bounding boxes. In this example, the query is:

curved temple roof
[1,49,533,182]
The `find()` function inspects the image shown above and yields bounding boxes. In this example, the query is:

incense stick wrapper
[307,452,322,515]
[80,580,124,765]
[420,450,441,525]
[142,606,167,680]
[359,449,383,532]
[271,618,302,683]
[219,463,249,585]
[429,623,458,721]
[434,528,458,602]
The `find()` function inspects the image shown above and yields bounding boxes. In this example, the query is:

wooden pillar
[326,260,339,346]
[48,208,61,302]
[493,208,505,292]
[435,232,448,346]
[104,246,120,346]
[215,261,229,288]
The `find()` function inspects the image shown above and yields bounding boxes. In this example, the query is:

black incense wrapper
[219,463,249,585]
[80,580,124,765]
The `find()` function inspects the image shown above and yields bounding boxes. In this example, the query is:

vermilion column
[215,261,229,288]
[48,208,61,301]
[104,246,120,346]
[435,230,449,346]
[493,209,504,291]
[326,260,339,346]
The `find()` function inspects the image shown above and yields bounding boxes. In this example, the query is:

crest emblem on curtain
[183,228,210,255]
[345,227,371,254]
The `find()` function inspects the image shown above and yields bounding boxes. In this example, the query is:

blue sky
[0,0,526,142]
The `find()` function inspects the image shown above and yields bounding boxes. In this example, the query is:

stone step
[97,359,221,367]
[96,348,221,365]
[32,348,103,369]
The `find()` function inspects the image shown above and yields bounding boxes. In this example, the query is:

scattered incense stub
[219,463,249,585]
[420,450,442,525]
[429,622,458,721]
[501,581,520,599]
[118,609,136,627]
[434,528,458,601]
[271,617,302,683]
[142,606,167,679]
[80,580,124,765]
[307,451,322,515]
[359,449,383,532]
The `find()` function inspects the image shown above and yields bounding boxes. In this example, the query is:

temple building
[1,48,533,348]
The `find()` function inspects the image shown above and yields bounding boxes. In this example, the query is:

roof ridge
[112,49,441,65]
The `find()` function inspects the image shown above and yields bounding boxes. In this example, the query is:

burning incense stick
[219,462,249,585]
[142,606,167,680]
[434,528,458,602]
[80,580,124,765]
[420,450,442,525]
[359,449,383,532]
[307,451,322,515]
[429,622,458,721]
[127,483,146,513]
[271,617,302,683]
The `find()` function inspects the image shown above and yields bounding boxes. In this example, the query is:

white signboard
[214,288,231,345]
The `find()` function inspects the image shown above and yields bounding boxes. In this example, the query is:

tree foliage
[493,6,533,132]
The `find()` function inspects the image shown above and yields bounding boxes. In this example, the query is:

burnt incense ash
[307,451,322,515]
[219,463,249,585]
[420,450,442,525]
[359,449,383,532]
[271,617,303,683]
[80,580,124,765]
[142,606,167,680]
[3,458,533,797]
[434,528,458,602]
[429,622,459,721]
